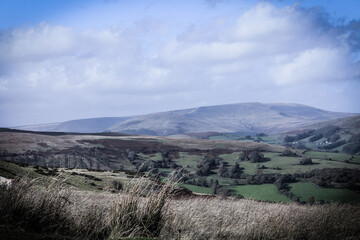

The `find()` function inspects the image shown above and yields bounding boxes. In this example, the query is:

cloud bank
[0,2,359,126]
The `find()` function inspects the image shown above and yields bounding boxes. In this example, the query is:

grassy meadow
[290,182,360,203]
[1,175,360,240]
[228,184,291,202]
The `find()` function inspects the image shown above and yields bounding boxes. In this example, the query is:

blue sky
[0,0,359,126]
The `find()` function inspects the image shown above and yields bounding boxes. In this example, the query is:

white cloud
[0,2,359,126]
[273,47,355,85]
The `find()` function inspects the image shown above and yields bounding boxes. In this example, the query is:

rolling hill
[15,117,131,133]
[281,115,360,154]
[15,103,358,136]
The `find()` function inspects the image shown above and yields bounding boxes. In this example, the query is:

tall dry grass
[109,178,173,239]
[1,177,360,239]
[162,197,360,239]
[0,178,74,235]
[0,176,172,239]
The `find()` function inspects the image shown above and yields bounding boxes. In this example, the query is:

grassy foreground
[1,177,360,240]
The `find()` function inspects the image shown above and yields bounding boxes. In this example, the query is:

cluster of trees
[281,148,299,157]
[309,134,323,142]
[318,125,341,138]
[219,163,243,178]
[343,134,360,155]
[284,126,341,143]
[274,174,298,201]
[284,130,314,143]
[308,126,342,143]
[195,156,222,176]
[184,178,210,187]
[294,168,360,191]
[237,150,269,163]
[281,125,360,154]
[298,157,313,165]
[256,133,267,137]
[319,140,346,150]
[343,143,360,155]
[244,173,279,185]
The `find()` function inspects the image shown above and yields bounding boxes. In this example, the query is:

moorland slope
[15,103,358,136]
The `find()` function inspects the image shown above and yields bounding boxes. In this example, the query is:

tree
[281,148,298,157]
[306,196,315,205]
[284,135,296,143]
[299,157,313,165]
[249,151,265,163]
[211,179,219,194]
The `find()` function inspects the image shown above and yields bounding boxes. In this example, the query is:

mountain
[16,117,130,133]
[15,103,358,135]
[108,103,357,135]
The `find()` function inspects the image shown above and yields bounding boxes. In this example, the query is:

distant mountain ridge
[15,117,131,133]
[15,103,358,135]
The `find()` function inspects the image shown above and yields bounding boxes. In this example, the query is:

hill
[14,103,358,136]
[281,115,360,154]
[15,117,130,133]
[295,115,360,131]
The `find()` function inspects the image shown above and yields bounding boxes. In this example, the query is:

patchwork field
[1,130,360,239]
[1,130,360,204]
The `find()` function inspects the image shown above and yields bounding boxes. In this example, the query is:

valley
[2,105,360,239]
[1,129,359,203]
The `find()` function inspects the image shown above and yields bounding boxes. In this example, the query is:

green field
[290,182,360,203]
[209,135,240,141]
[262,155,360,174]
[180,183,212,194]
[304,151,360,164]
[219,152,259,174]
[173,152,203,170]
[217,152,360,175]
[258,135,283,145]
[228,184,292,202]
[137,152,163,161]
[158,168,174,173]
[0,160,40,180]
[208,134,284,145]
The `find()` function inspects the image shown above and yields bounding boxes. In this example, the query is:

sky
[0,0,359,126]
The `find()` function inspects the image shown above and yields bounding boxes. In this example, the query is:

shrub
[299,157,313,165]
[109,178,173,239]
[112,180,123,191]
[281,148,298,157]
[306,196,315,205]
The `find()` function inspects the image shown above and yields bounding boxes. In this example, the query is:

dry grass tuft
[0,177,73,235]
[0,177,109,239]
[109,177,173,238]
[1,176,360,239]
